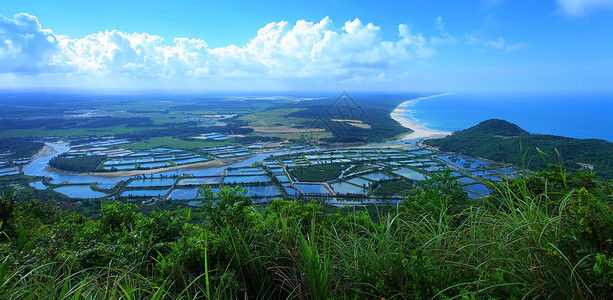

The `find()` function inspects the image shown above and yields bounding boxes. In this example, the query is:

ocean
[403,93,613,142]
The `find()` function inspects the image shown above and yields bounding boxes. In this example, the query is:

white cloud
[556,0,613,17]
[504,43,529,52]
[0,13,62,73]
[467,35,528,52]
[0,13,436,82]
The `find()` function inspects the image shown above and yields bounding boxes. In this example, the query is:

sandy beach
[391,93,453,140]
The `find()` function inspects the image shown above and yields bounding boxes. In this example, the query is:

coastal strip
[391,93,454,140]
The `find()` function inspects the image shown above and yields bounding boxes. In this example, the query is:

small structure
[577,163,595,171]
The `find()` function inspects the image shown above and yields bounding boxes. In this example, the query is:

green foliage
[137,209,189,245]
[0,137,43,160]
[1,166,612,299]
[286,94,412,143]
[405,168,470,216]
[289,164,345,182]
[100,202,140,232]
[198,185,252,227]
[0,187,17,232]
[372,180,415,196]
[425,119,613,179]
[49,154,107,172]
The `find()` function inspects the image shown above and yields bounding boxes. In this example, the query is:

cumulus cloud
[0,13,436,81]
[0,13,62,73]
[556,0,613,17]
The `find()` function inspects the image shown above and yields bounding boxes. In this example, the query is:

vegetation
[425,119,613,179]
[0,137,43,159]
[286,95,411,143]
[49,155,107,173]
[289,164,346,182]
[372,179,415,196]
[1,160,612,299]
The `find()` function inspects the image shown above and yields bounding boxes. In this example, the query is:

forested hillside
[425,119,613,179]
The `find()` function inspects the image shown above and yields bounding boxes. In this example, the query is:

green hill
[424,119,613,179]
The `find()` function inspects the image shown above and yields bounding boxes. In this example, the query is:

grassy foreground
[1,166,612,299]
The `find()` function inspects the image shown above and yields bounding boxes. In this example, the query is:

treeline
[115,118,253,142]
[49,155,106,172]
[0,137,43,159]
[0,117,157,131]
[1,169,612,298]
[286,95,410,143]
[425,119,613,179]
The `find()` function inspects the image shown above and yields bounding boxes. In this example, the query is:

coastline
[391,93,453,140]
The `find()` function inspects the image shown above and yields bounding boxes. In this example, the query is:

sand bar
[391,93,453,140]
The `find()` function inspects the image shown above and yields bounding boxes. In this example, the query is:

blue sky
[1,0,612,92]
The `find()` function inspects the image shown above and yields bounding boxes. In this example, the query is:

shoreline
[391,93,453,140]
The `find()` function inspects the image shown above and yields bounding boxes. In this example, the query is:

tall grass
[1,164,611,299]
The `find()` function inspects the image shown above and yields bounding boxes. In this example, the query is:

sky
[1,0,612,93]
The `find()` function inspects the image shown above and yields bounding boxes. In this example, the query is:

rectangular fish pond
[392,168,426,181]
[127,178,177,188]
[121,189,169,197]
[329,182,366,194]
[54,185,108,199]
[177,177,222,186]
[463,184,490,199]
[223,175,270,184]
[293,183,331,195]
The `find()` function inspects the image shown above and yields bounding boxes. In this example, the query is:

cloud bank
[556,0,613,16]
[0,13,436,81]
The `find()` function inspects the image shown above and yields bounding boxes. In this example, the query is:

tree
[197,185,252,227]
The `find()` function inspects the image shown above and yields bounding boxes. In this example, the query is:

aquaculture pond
[293,183,331,195]
[127,178,177,188]
[329,182,366,194]
[54,185,108,199]
[223,175,270,184]
[242,170,266,175]
[456,177,478,184]
[285,187,300,196]
[244,185,281,198]
[29,181,47,190]
[464,184,490,198]
[346,177,372,187]
[470,170,494,176]
[276,175,291,183]
[174,157,208,165]
[438,155,491,170]
[121,189,169,197]
[97,184,116,189]
[360,172,391,181]
[404,162,423,167]
[177,177,222,186]
[392,168,427,181]
[140,162,172,168]
[226,169,242,175]
[483,175,502,181]
[167,188,200,200]
[103,165,136,171]
[489,169,521,178]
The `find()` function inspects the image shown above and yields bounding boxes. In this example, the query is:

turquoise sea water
[404,93,613,142]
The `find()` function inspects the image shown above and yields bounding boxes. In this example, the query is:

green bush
[1,166,612,298]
